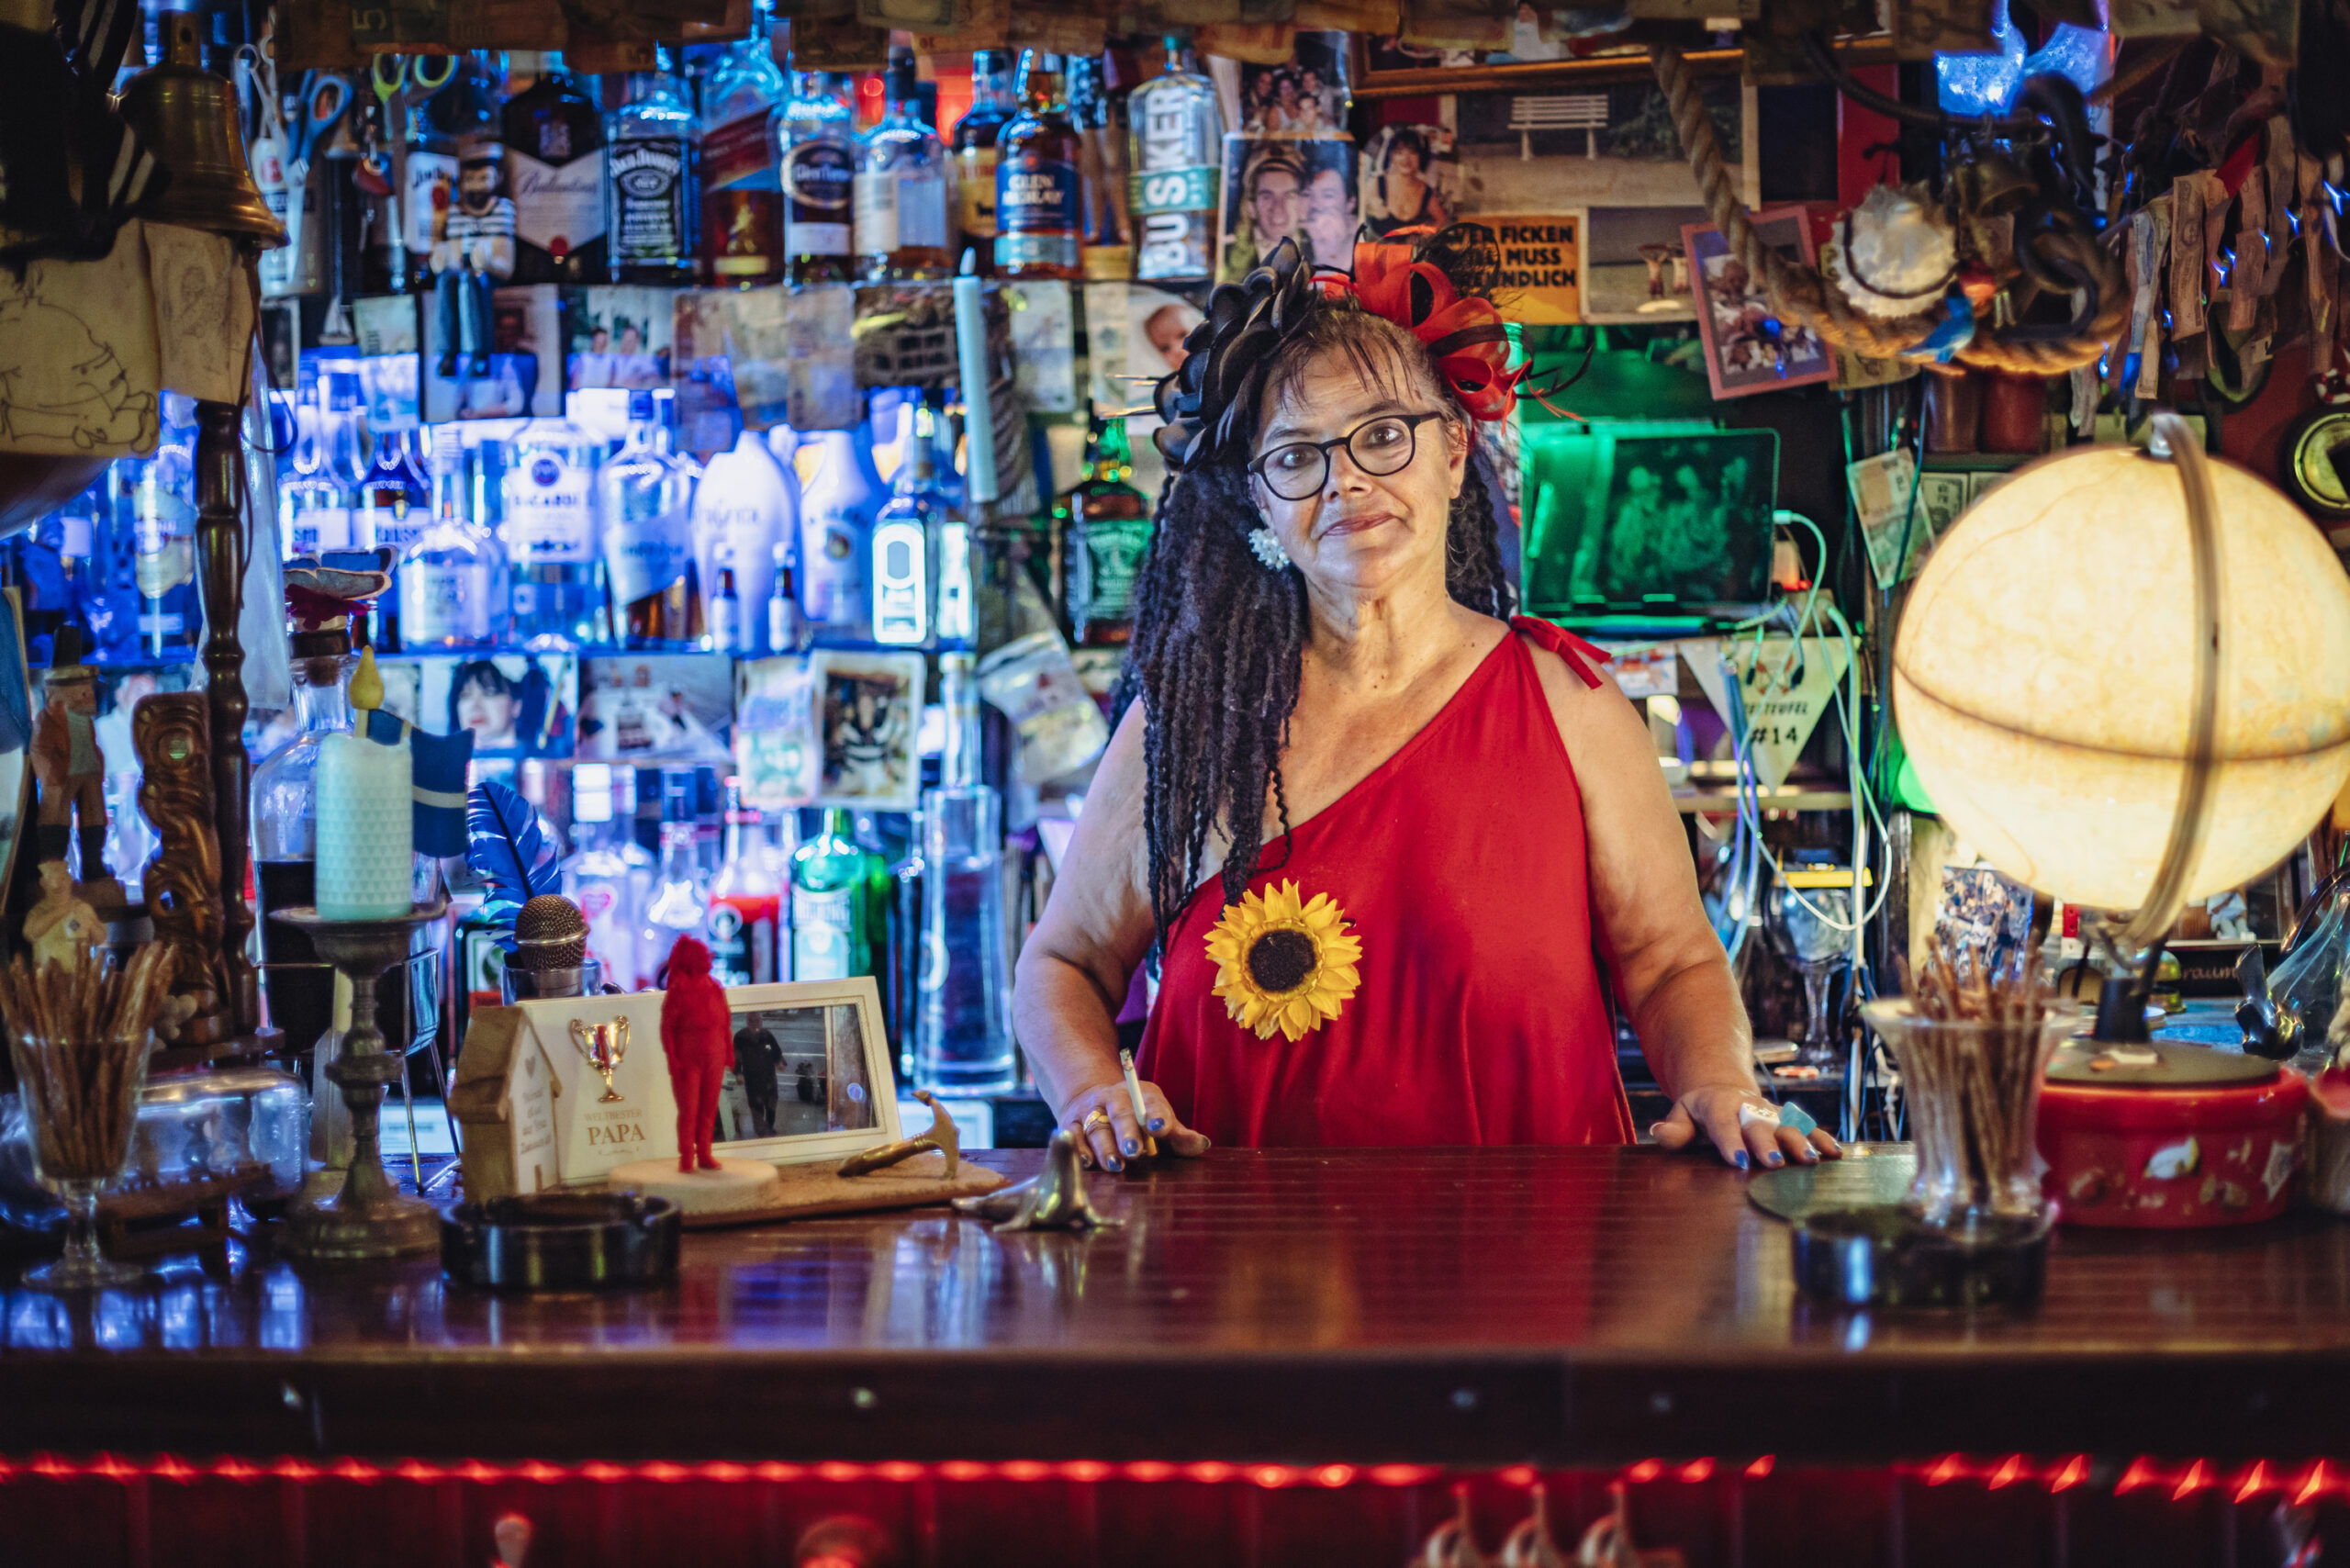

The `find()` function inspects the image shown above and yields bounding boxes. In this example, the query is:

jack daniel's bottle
[606,48,699,285]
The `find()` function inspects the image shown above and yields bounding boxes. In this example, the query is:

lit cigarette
[1119,1047,1157,1158]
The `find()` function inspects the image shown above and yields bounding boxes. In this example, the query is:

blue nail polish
[1148,1118,1166,1132]
[1734,1151,1750,1170]
[1765,1152,1785,1168]
[1123,1138,1139,1156]
[1106,1157,1124,1172]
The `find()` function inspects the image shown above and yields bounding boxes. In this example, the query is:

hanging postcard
[1683,208,1835,400]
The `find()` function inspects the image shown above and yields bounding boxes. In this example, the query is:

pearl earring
[1247,525,1294,571]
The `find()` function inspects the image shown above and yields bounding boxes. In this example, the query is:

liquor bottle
[952,50,1018,275]
[691,425,797,656]
[871,398,945,645]
[503,51,607,286]
[125,394,201,659]
[796,425,882,637]
[640,768,709,988]
[564,760,643,991]
[791,805,869,980]
[854,44,952,283]
[280,387,355,559]
[1126,31,1222,285]
[778,63,856,286]
[1065,416,1152,645]
[994,51,1083,280]
[700,10,788,287]
[769,541,808,653]
[252,621,358,1059]
[707,779,781,985]
[401,64,462,296]
[601,389,703,649]
[398,425,499,648]
[606,47,699,286]
[357,428,431,650]
[1065,53,1130,281]
[501,412,609,646]
[915,652,1016,1092]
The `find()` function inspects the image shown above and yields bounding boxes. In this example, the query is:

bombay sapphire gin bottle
[916,653,1015,1093]
[601,389,702,648]
[125,393,202,659]
[501,411,608,645]
[398,425,499,648]
[791,806,870,981]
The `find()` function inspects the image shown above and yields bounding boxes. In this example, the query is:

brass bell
[1950,151,2038,219]
[114,10,286,248]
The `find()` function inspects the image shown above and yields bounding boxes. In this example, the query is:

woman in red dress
[1013,238,1839,1173]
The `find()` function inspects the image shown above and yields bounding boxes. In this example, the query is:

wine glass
[1768,879,1852,1068]
[6,1030,151,1291]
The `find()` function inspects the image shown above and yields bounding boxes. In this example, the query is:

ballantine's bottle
[1126,31,1223,284]
[951,50,1018,276]
[994,51,1083,280]
[854,44,952,282]
[778,63,856,286]
[700,8,788,286]
[601,390,702,649]
[503,51,606,285]
[605,47,699,286]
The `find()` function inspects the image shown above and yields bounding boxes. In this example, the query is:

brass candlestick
[274,902,447,1260]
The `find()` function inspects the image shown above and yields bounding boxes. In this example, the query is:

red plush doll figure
[659,935,733,1173]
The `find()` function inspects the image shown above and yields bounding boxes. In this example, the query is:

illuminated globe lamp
[1892,410,2350,1231]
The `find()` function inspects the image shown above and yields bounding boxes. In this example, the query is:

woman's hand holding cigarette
[1060,1078,1211,1174]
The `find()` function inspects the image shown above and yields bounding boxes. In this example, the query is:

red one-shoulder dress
[1136,618,1637,1148]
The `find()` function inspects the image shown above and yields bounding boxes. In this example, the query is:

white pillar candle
[316,728,413,920]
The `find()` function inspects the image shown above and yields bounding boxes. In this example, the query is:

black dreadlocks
[1114,302,1513,962]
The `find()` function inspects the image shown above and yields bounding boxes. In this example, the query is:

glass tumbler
[6,1031,153,1290]
[1862,1000,2072,1238]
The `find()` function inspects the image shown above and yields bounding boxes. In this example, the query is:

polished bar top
[8,1146,2350,1465]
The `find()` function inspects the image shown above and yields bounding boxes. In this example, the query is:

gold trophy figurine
[569,1017,630,1103]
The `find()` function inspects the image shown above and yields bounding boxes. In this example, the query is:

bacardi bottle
[951,50,1018,275]
[994,51,1083,280]
[778,64,855,286]
[1126,32,1223,284]
[503,51,606,285]
[854,44,952,282]
[700,12,788,286]
[606,47,699,286]
[601,389,703,649]
[500,413,609,645]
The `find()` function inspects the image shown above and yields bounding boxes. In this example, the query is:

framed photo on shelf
[577,653,734,762]
[812,649,925,812]
[368,652,578,760]
[705,978,901,1164]
[1218,136,1360,283]
[1682,207,1835,400]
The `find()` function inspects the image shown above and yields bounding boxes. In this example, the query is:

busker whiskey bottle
[994,51,1083,281]
[1126,31,1223,284]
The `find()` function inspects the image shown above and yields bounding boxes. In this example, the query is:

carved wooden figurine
[134,693,227,1043]
[28,626,118,902]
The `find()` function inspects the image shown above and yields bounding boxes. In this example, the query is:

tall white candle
[954,251,1000,509]
[316,727,412,919]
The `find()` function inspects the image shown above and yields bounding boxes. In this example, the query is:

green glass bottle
[790,806,869,980]
[1066,415,1152,646]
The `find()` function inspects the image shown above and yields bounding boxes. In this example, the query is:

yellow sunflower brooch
[1204,880,1364,1041]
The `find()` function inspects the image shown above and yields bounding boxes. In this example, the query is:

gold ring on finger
[1081,1108,1112,1131]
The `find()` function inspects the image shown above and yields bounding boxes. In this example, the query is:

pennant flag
[1682,635,1853,790]
[366,709,475,857]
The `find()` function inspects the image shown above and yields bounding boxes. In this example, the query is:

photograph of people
[1366,129,1449,238]
[446,657,560,756]
[1301,158,1360,269]
[1221,146,1306,283]
[1141,297,1203,375]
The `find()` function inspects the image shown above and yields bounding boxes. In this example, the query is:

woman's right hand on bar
[1058,1077,1213,1174]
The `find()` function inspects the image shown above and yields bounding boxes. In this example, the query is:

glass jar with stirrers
[1,946,176,1291]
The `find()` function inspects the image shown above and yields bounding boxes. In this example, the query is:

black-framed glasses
[1247,411,1447,501]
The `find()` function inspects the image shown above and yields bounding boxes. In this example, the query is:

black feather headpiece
[1151,239,1325,472]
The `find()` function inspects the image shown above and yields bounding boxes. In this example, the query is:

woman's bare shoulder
[1513,628,1657,775]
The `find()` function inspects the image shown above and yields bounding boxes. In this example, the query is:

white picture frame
[708,977,903,1167]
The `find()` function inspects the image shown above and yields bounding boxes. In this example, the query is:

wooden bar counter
[9,1144,2350,1470]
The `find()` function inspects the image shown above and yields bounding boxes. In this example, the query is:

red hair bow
[1317,241,1526,421]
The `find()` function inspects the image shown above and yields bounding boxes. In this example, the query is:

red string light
[0,1450,2335,1506]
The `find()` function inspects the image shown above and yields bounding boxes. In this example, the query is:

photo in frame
[578,653,735,761]
[813,649,925,811]
[1237,32,1352,137]
[1360,124,1460,239]
[368,651,578,759]
[707,978,900,1163]
[1576,206,1704,322]
[565,285,674,393]
[1219,136,1360,282]
[733,654,822,811]
[1682,207,1834,399]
